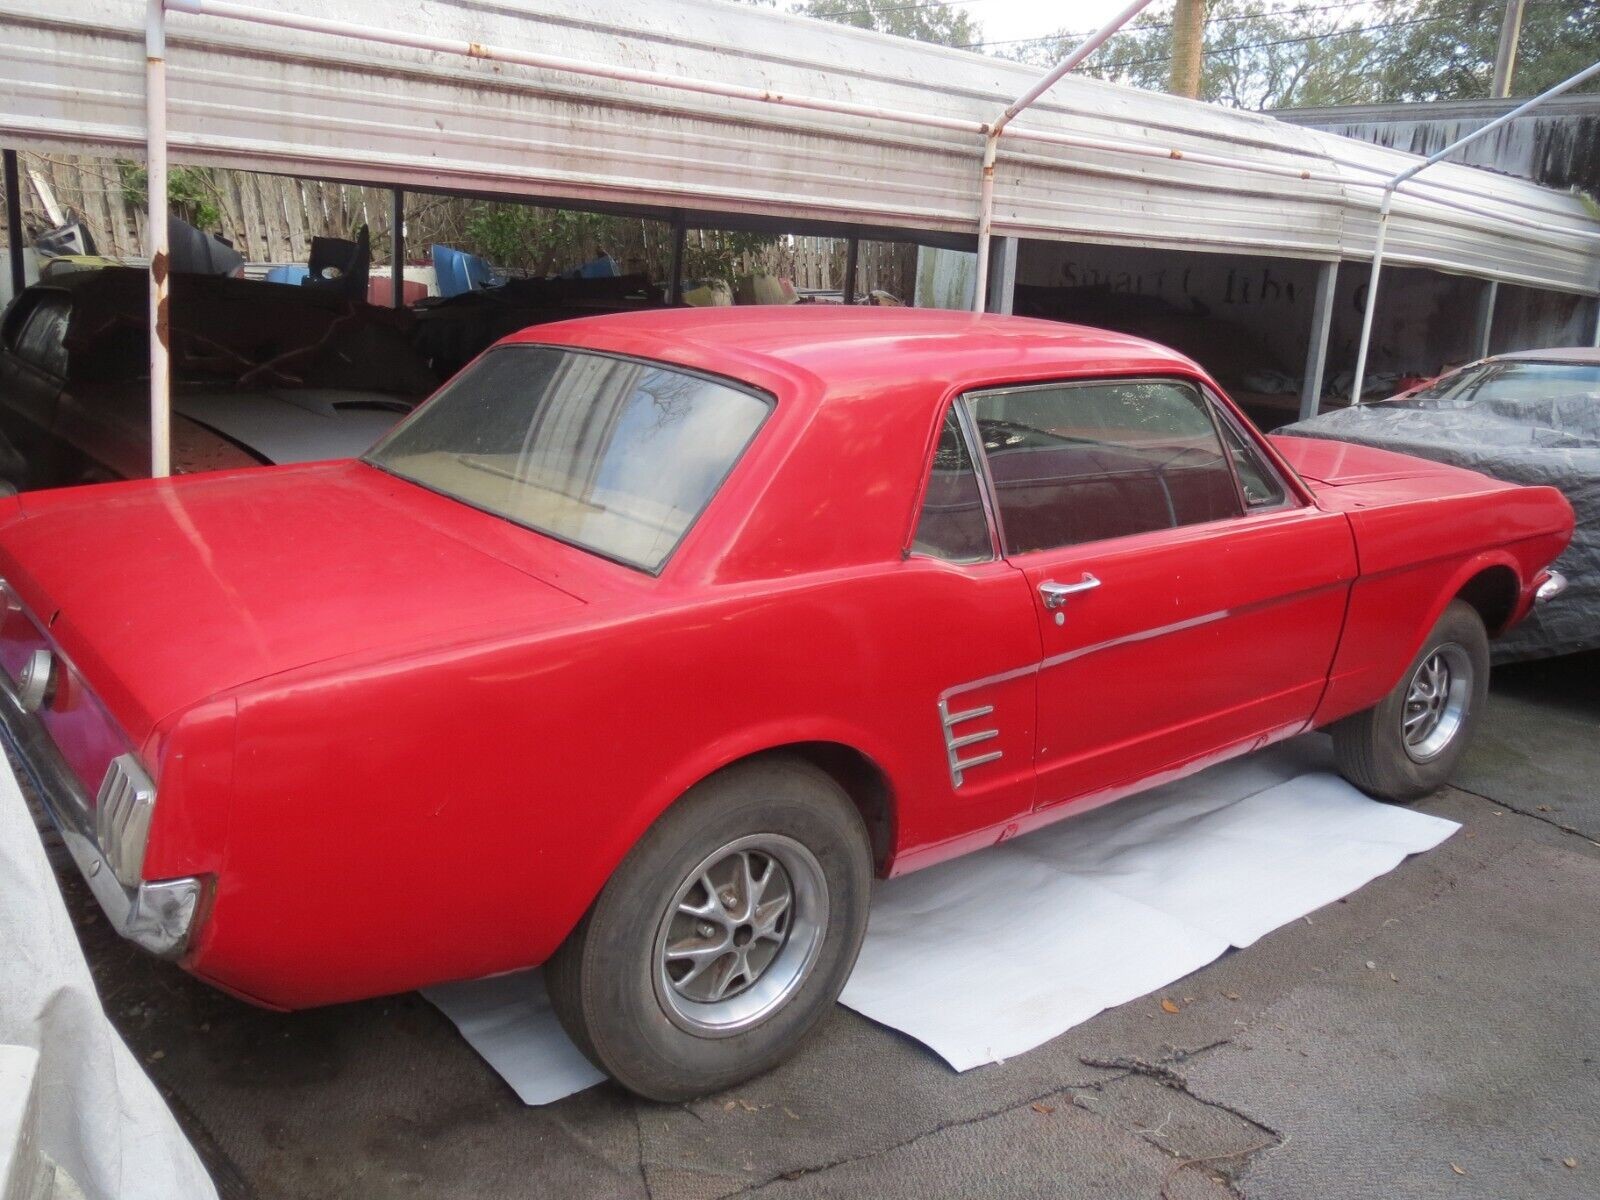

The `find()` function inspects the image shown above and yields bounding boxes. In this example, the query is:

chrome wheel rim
[1401,642,1472,763]
[652,834,828,1037]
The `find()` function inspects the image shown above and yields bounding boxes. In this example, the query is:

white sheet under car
[425,736,1459,1102]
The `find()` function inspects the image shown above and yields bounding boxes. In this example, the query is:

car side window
[968,378,1242,555]
[910,408,994,564]
[13,295,70,379]
[1215,414,1288,508]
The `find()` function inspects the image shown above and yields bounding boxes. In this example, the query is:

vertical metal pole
[842,236,858,305]
[986,235,1017,315]
[1349,190,1393,407]
[1591,294,1600,348]
[973,133,999,312]
[1491,0,1526,98]
[1474,280,1498,359]
[667,218,685,305]
[3,150,23,300]
[1298,260,1338,421]
[146,0,171,478]
[390,187,405,308]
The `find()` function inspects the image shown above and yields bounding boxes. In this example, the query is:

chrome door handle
[1039,574,1101,609]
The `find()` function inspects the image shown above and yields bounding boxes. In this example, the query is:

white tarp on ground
[0,760,217,1200]
[428,737,1459,1099]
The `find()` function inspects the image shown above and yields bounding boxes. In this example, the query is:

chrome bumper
[1535,570,1568,604]
[0,675,200,958]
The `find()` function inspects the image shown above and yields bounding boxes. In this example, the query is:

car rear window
[367,346,771,572]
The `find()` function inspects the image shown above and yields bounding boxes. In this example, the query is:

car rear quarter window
[911,409,993,564]
[366,346,771,572]
[968,378,1243,555]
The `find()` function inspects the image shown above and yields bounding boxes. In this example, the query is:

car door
[964,375,1357,811]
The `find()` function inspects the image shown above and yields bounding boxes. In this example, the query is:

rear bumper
[0,671,201,958]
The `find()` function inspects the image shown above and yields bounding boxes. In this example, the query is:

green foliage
[1017,0,1600,111]
[791,0,978,48]
[1367,0,1600,102]
[461,203,627,275]
[682,230,780,281]
[116,160,223,229]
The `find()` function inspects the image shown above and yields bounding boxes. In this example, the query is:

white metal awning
[3,0,1598,294]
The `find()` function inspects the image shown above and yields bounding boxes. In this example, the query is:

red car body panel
[0,309,1574,1009]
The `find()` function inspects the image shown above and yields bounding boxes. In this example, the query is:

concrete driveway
[30,652,1600,1199]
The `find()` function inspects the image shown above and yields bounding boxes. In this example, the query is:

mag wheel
[545,757,872,1101]
[1333,600,1489,802]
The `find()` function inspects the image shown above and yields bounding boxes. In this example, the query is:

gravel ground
[27,651,1600,1200]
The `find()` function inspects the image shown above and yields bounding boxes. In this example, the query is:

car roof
[1488,346,1600,365]
[503,307,1204,395]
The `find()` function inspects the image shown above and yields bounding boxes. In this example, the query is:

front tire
[545,757,872,1101]
[1332,600,1489,802]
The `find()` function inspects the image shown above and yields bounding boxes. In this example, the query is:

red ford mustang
[0,309,1572,1100]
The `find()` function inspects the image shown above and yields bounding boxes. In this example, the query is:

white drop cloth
[0,757,217,1200]
[426,737,1458,1099]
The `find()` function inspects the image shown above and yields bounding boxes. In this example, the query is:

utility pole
[1169,0,1207,99]
[1491,0,1526,98]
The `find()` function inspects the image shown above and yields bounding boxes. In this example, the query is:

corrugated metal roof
[3,0,1597,293]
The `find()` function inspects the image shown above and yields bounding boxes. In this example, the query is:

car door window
[968,378,1242,555]
[911,408,993,563]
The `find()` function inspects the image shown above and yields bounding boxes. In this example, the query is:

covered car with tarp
[1278,348,1600,661]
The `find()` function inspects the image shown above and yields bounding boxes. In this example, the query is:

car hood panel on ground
[0,462,585,743]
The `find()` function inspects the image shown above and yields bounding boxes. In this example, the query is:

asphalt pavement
[29,651,1600,1200]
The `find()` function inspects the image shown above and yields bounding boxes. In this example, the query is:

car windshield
[367,346,772,572]
[1395,361,1600,409]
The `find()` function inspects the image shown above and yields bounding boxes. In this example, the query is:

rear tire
[545,756,872,1101]
[1332,600,1489,803]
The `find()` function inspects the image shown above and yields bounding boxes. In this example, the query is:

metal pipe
[166,0,990,138]
[146,0,170,478]
[972,0,1157,310]
[390,187,404,308]
[842,236,858,305]
[3,149,23,300]
[1349,57,1600,405]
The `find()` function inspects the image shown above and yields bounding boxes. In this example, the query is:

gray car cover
[1280,391,1598,662]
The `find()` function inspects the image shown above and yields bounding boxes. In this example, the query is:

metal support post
[146,0,171,477]
[390,188,405,308]
[1299,261,1338,420]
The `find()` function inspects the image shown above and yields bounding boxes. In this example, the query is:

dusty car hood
[0,462,585,744]
[174,388,411,465]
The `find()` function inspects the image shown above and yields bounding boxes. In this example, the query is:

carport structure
[2,0,1599,461]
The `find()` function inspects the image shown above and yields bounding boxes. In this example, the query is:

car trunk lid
[0,461,588,745]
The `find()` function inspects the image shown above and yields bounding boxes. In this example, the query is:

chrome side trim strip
[939,698,1004,788]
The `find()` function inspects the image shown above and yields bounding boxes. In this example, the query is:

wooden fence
[4,152,919,301]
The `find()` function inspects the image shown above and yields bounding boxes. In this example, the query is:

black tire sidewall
[1368,601,1490,797]
[558,759,871,1101]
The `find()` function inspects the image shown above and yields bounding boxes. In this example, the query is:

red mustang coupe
[0,309,1572,1100]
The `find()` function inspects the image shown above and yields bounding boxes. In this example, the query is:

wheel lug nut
[697,922,716,938]
[721,891,737,906]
